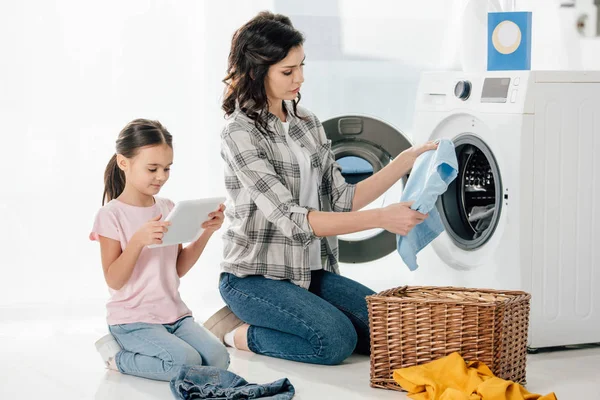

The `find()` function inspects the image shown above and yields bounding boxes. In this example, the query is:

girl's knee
[206,346,230,370]
[170,347,203,368]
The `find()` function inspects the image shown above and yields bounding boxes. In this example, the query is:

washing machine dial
[454,80,472,101]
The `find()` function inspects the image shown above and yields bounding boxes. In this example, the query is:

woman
[205,11,437,365]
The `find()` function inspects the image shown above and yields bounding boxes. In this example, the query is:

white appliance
[412,70,600,349]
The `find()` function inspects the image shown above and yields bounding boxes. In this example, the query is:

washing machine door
[322,115,412,263]
[437,134,503,252]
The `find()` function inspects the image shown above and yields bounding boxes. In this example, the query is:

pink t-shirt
[90,197,192,325]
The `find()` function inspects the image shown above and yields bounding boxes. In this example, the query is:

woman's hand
[400,140,438,168]
[379,202,427,236]
[202,204,226,233]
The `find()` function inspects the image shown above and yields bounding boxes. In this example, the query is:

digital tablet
[148,196,226,248]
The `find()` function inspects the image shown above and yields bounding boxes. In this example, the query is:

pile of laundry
[392,352,557,400]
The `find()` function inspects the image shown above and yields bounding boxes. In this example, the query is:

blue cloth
[170,365,295,400]
[397,139,458,271]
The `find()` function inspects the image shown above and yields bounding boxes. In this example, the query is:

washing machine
[412,70,600,349]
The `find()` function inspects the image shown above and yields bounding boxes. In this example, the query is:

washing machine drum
[322,115,412,263]
[437,134,503,250]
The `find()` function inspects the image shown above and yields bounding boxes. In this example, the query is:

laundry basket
[366,285,530,391]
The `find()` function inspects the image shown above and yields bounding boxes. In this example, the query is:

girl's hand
[400,140,439,168]
[379,202,428,236]
[202,204,226,233]
[131,214,171,247]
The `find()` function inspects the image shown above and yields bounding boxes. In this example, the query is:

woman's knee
[313,315,358,365]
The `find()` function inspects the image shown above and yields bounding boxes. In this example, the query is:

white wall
[2,0,600,320]
[0,0,457,318]
[0,0,276,319]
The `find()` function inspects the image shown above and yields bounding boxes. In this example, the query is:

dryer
[412,70,600,349]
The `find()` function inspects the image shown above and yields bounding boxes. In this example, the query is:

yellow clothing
[392,352,557,400]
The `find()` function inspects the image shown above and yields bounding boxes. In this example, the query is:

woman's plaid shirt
[220,103,356,289]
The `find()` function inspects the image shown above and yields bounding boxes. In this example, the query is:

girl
[205,12,437,365]
[91,119,229,381]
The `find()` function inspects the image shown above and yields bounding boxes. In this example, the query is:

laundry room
[1,1,599,399]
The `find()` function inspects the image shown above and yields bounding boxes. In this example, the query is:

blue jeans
[219,270,375,365]
[171,365,295,400]
[109,316,230,381]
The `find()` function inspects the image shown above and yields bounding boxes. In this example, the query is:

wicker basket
[366,285,531,391]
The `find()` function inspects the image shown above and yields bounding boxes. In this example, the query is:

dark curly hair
[222,11,305,134]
